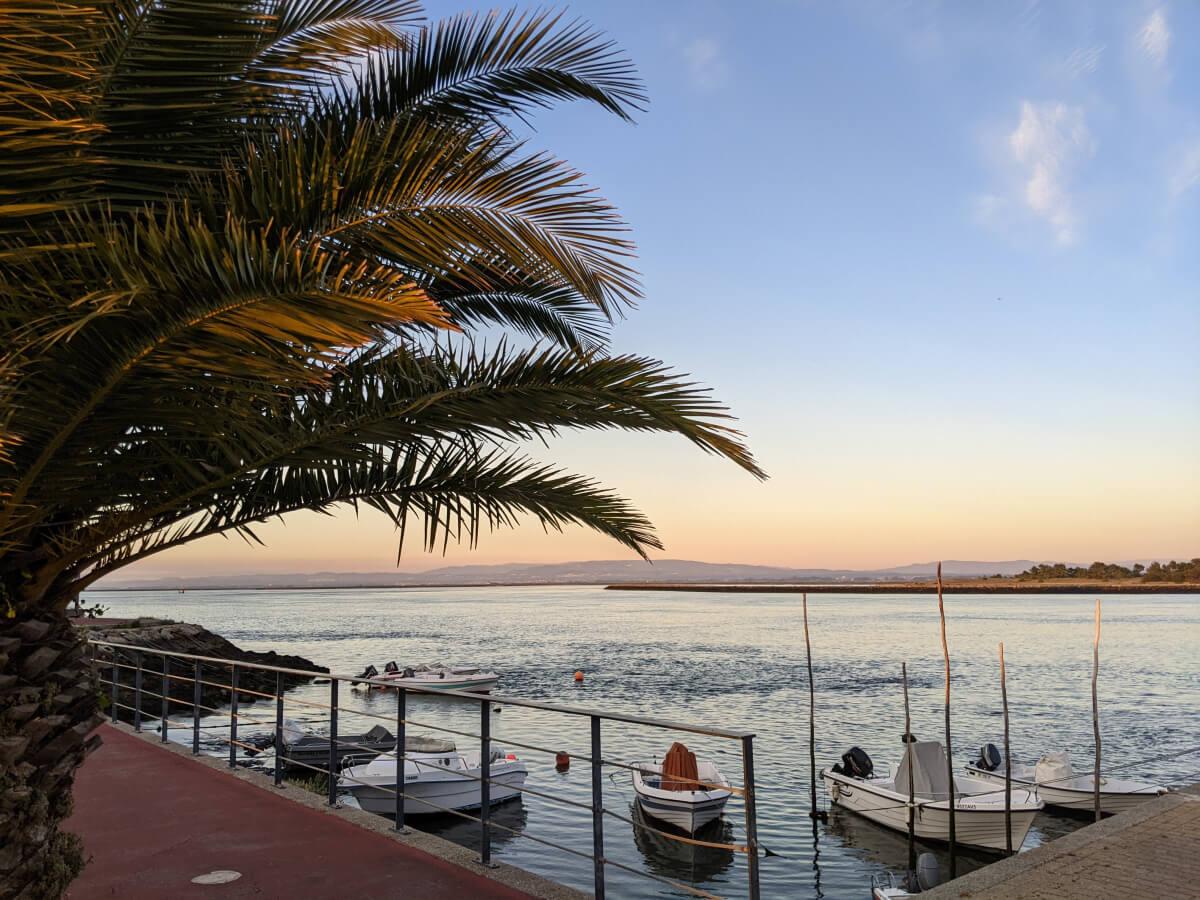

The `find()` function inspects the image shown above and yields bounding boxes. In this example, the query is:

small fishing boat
[273,718,396,773]
[631,742,732,834]
[352,661,499,693]
[339,737,527,815]
[821,740,1042,853]
[965,744,1168,815]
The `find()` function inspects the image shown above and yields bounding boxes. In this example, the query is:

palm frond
[0,2,106,235]
[330,8,644,133]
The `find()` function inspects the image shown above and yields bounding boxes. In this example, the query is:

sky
[123,0,1200,580]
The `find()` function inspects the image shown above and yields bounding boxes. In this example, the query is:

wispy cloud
[1169,141,1200,196]
[682,38,728,90]
[1061,43,1105,78]
[1138,7,1169,68]
[1004,101,1095,245]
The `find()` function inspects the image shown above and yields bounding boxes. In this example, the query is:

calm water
[87,587,1200,898]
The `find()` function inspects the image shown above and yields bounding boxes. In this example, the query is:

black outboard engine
[401,667,415,678]
[976,742,1002,772]
[840,746,873,778]
[383,660,399,673]
[351,664,378,685]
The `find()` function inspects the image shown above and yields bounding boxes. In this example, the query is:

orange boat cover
[660,742,699,792]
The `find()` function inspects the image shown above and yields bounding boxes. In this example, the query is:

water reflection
[630,802,736,884]
[420,797,529,852]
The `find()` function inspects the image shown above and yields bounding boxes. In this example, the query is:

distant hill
[93,558,1062,591]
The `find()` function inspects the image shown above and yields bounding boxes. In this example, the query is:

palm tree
[0,2,763,892]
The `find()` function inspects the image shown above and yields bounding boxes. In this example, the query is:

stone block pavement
[923,785,1200,899]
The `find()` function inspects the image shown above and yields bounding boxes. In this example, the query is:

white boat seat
[895,741,956,801]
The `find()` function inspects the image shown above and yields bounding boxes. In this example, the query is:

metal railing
[88,640,761,900]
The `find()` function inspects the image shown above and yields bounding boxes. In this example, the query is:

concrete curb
[105,721,589,900]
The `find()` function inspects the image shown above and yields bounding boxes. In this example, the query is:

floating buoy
[555,751,570,770]
[574,670,584,682]
[506,753,517,760]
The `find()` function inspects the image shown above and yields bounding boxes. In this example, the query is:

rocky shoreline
[78,618,327,722]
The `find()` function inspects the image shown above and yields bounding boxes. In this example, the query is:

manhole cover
[191,870,242,885]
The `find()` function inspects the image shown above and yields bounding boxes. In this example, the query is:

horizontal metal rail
[89,640,761,900]
[88,641,754,740]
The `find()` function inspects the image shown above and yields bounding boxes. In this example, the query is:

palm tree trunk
[0,582,104,898]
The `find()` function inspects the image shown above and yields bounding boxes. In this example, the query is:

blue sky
[131,0,1199,578]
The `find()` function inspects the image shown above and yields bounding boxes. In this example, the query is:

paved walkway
[923,786,1200,899]
[64,725,548,899]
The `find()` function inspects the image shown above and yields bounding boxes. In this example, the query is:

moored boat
[339,737,526,815]
[631,742,732,834]
[352,661,499,693]
[821,740,1042,853]
[275,718,396,772]
[965,744,1167,815]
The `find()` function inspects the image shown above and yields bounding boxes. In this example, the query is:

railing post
[274,671,284,787]
[133,651,143,732]
[160,654,169,743]
[109,647,118,723]
[192,660,202,754]
[395,687,408,833]
[479,697,492,866]
[743,734,760,900]
[229,665,239,769]
[590,715,605,900]
[328,679,339,807]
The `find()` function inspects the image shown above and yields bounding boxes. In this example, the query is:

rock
[87,621,328,723]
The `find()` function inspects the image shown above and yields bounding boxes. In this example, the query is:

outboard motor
[401,667,415,678]
[351,664,378,686]
[976,742,1003,772]
[915,852,941,891]
[383,660,399,673]
[840,746,873,778]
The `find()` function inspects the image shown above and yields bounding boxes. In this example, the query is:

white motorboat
[338,737,526,815]
[821,741,1043,853]
[631,748,732,834]
[965,744,1167,815]
[352,661,499,693]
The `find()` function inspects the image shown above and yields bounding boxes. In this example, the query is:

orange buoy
[574,670,584,682]
[555,751,570,770]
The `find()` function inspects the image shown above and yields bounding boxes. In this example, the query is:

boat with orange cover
[631,742,732,833]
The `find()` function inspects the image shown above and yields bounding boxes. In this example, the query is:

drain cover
[191,870,242,885]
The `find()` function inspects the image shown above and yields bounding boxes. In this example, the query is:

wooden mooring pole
[1092,598,1102,823]
[1000,642,1012,855]
[902,662,916,873]
[804,593,823,821]
[937,562,957,878]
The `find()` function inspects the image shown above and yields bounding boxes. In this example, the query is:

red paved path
[64,725,532,899]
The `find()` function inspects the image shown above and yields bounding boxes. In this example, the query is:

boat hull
[964,765,1166,815]
[822,769,1040,853]
[636,793,729,833]
[355,673,499,693]
[342,759,527,816]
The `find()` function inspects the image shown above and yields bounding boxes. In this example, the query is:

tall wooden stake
[1000,642,1012,855]
[937,562,956,878]
[902,662,916,873]
[804,593,819,820]
[1092,598,1102,823]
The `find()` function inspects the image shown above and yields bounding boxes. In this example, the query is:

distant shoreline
[604,581,1200,594]
[90,580,1199,594]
